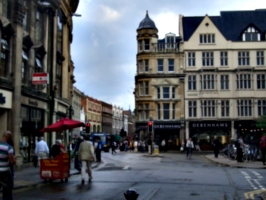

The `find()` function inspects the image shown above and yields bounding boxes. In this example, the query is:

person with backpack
[260,135,266,165]
[236,136,245,162]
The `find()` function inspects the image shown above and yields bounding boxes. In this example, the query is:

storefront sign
[190,121,231,129]
[0,89,12,109]
[154,124,181,129]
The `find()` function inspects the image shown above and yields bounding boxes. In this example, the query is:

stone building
[101,101,112,134]
[134,11,185,150]
[123,109,136,137]
[87,96,102,133]
[112,105,123,135]
[0,0,79,167]
[180,9,266,149]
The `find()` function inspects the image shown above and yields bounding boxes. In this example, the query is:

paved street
[5,151,266,199]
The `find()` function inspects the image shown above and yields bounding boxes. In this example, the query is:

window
[202,52,214,66]
[22,50,28,83]
[236,74,251,89]
[163,103,170,120]
[200,74,215,90]
[139,40,143,51]
[188,75,196,90]
[144,39,150,50]
[145,81,149,95]
[242,27,260,41]
[3,0,8,18]
[157,59,163,72]
[144,60,149,72]
[139,82,143,96]
[258,100,266,116]
[188,52,195,67]
[139,104,143,120]
[157,87,160,99]
[257,74,266,89]
[172,103,176,120]
[139,81,149,95]
[220,75,229,90]
[220,52,228,66]
[168,59,174,71]
[188,101,197,117]
[257,51,264,66]
[35,57,43,72]
[23,0,27,30]
[200,34,215,43]
[221,100,229,117]
[0,39,9,77]
[145,104,149,119]
[157,104,161,120]
[172,87,175,99]
[238,52,250,66]
[166,36,175,48]
[201,100,216,117]
[237,100,252,116]
[139,60,143,73]
[36,11,43,42]
[163,87,169,99]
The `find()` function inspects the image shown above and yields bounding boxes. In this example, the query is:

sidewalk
[13,161,101,190]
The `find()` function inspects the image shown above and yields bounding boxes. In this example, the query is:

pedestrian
[7,137,15,179]
[94,138,102,162]
[0,131,16,200]
[236,136,245,162]
[161,139,166,152]
[259,135,266,165]
[212,136,222,158]
[180,140,185,152]
[124,140,129,151]
[67,140,75,162]
[34,136,49,167]
[111,141,117,154]
[78,136,95,184]
[186,138,194,159]
[73,136,84,171]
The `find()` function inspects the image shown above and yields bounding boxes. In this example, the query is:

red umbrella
[40,118,85,132]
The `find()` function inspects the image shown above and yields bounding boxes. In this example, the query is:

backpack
[260,136,266,149]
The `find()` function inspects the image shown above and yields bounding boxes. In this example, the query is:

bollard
[124,188,139,200]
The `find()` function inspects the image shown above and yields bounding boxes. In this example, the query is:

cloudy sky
[71,0,266,111]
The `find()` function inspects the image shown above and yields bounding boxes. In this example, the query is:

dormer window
[242,26,260,41]
[165,33,176,48]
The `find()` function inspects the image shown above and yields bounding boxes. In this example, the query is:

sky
[71,0,266,111]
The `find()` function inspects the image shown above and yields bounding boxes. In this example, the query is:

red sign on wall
[32,73,49,84]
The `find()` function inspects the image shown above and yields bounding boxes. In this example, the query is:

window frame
[202,52,214,66]
[157,59,163,72]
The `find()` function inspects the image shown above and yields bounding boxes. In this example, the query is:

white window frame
[258,100,266,116]
[257,74,266,89]
[237,99,252,116]
[163,103,170,120]
[221,100,230,117]
[168,59,174,72]
[157,59,163,72]
[202,52,214,66]
[199,34,215,44]
[188,101,197,117]
[220,52,228,66]
[188,52,195,67]
[200,74,215,90]
[236,74,252,89]
[188,75,196,90]
[220,75,229,90]
[201,100,216,117]
[257,51,264,66]
[238,51,250,66]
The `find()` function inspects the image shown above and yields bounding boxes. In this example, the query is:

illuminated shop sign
[190,121,231,129]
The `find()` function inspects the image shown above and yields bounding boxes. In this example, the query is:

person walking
[94,138,102,162]
[161,139,166,153]
[236,136,245,162]
[34,136,49,167]
[186,138,194,159]
[111,141,117,154]
[0,131,16,200]
[260,135,266,165]
[212,136,222,158]
[73,136,84,171]
[78,136,95,184]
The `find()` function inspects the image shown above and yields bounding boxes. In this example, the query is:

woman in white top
[186,138,194,159]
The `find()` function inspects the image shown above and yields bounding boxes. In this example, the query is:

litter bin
[154,145,159,155]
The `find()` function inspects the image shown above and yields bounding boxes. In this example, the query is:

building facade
[180,9,266,149]
[101,101,112,134]
[135,11,185,150]
[0,0,79,167]
[123,109,136,137]
[87,96,102,133]
[112,105,123,135]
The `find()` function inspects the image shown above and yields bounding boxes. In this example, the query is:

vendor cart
[40,153,70,182]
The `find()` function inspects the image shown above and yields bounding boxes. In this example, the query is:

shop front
[135,122,148,141]
[189,121,231,150]
[234,120,261,146]
[153,121,181,151]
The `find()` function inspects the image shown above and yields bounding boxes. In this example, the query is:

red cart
[40,153,70,182]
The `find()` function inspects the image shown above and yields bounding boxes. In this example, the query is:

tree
[256,115,266,135]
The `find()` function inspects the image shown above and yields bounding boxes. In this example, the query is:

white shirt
[35,140,49,155]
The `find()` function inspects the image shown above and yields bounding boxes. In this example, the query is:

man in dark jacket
[212,136,222,158]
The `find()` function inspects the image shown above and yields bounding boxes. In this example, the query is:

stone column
[11,0,26,170]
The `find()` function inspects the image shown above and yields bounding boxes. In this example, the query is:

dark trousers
[237,148,243,162]
[261,148,266,165]
[0,170,13,200]
[96,149,101,162]
[214,148,219,158]
[186,147,192,158]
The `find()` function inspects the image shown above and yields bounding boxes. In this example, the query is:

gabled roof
[182,9,266,41]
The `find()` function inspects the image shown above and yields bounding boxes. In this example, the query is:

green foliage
[256,115,266,135]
